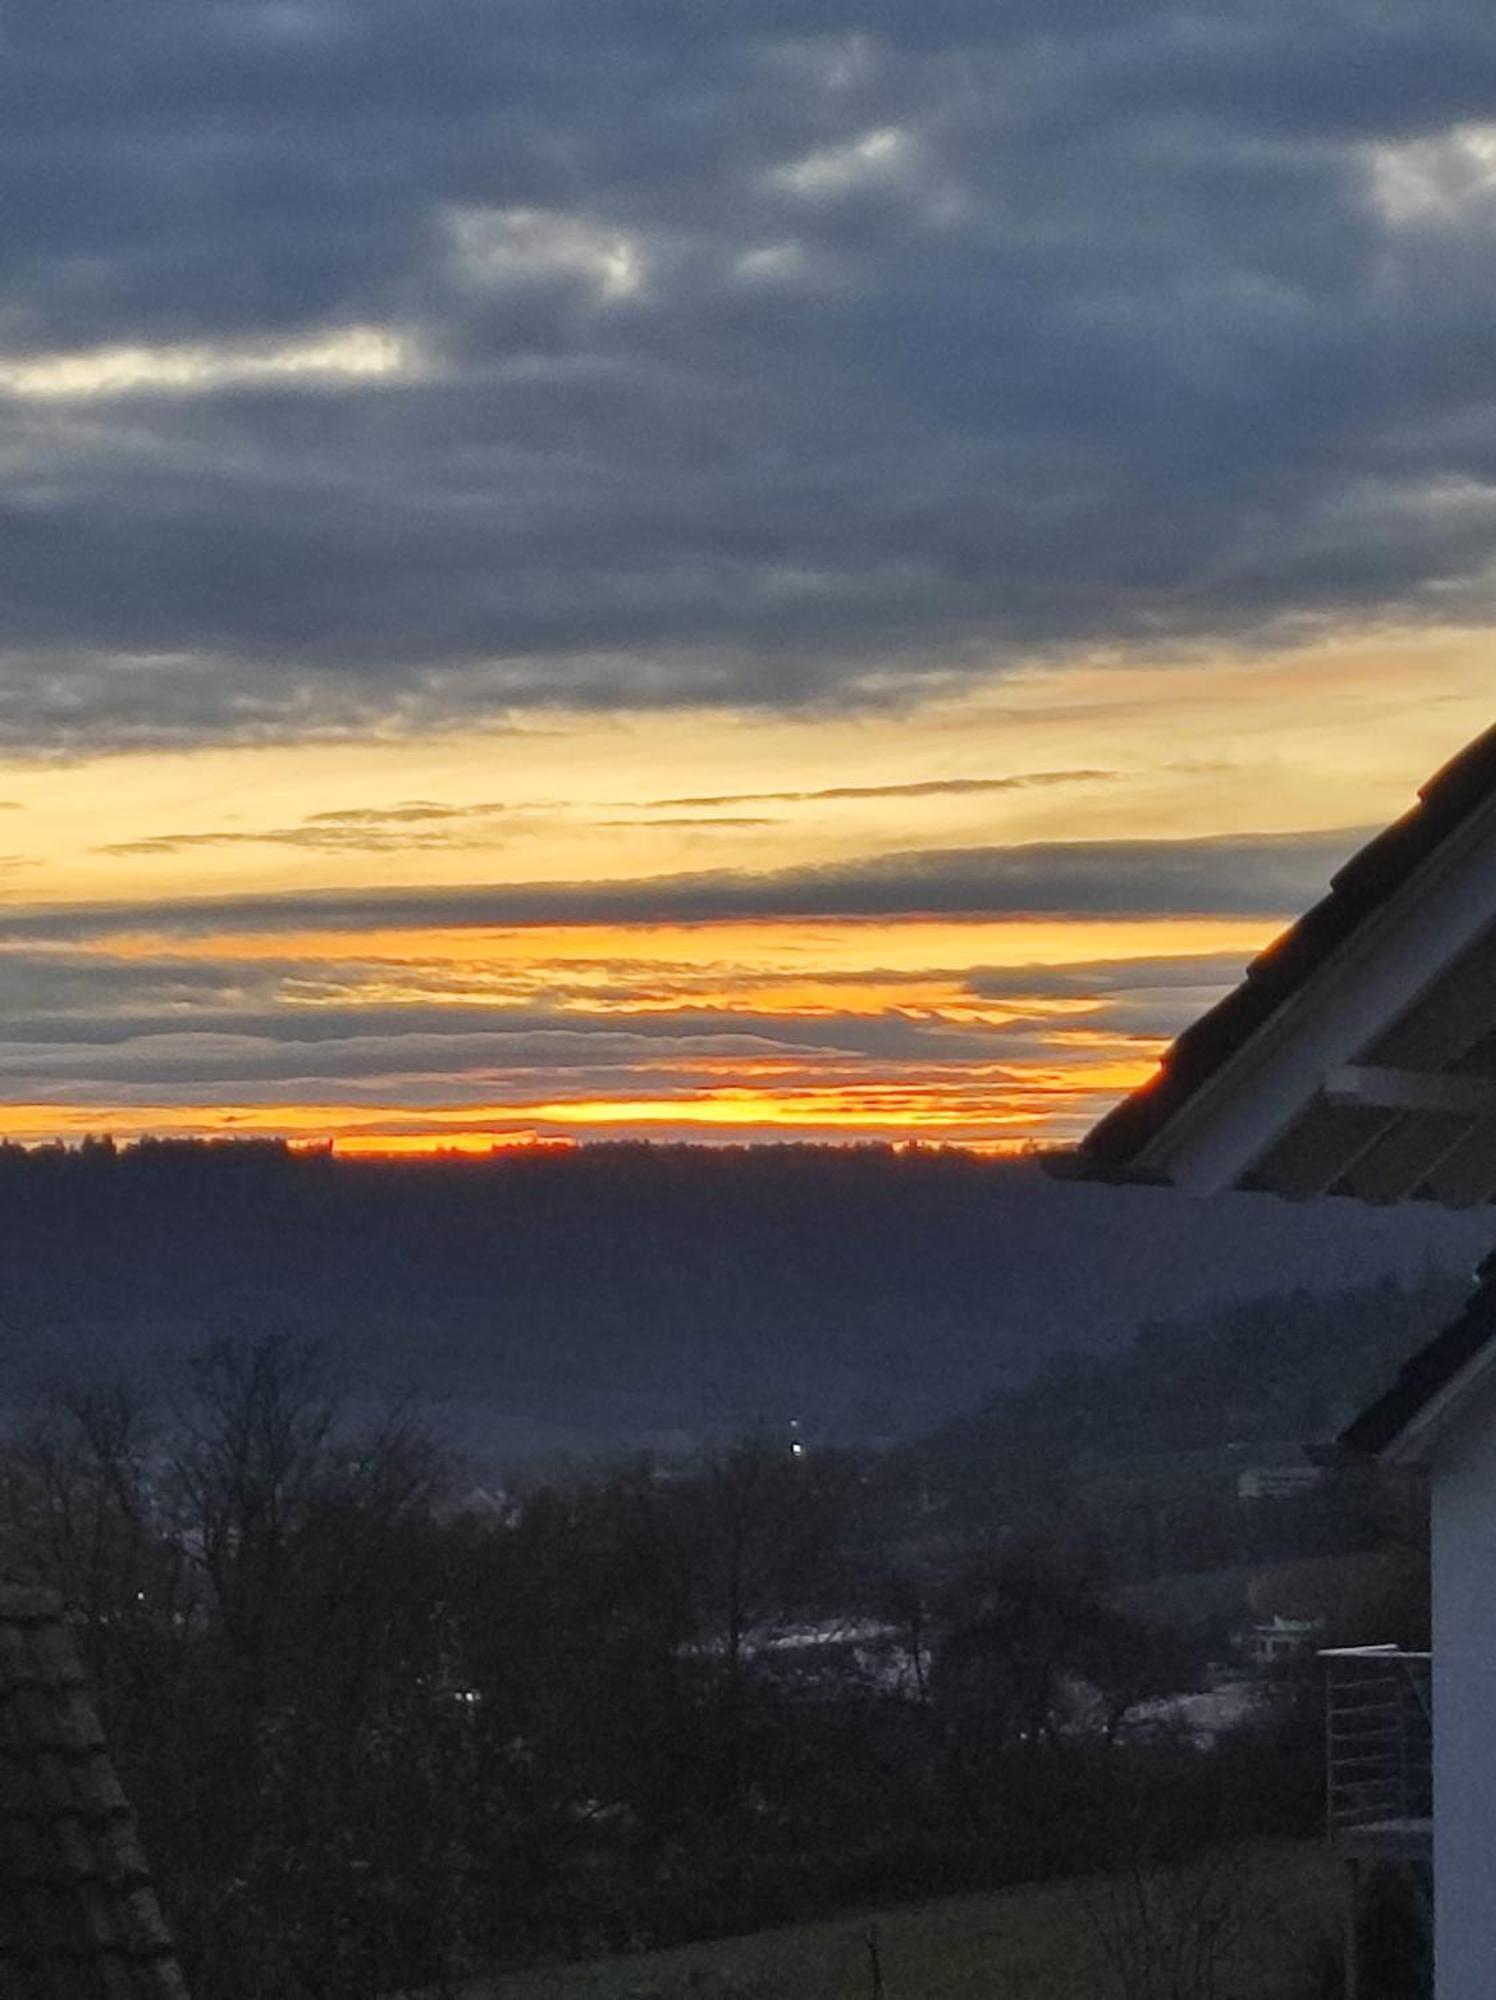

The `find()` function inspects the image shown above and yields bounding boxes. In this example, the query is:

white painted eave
[1131,788,1496,1197]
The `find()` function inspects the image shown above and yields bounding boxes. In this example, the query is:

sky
[3,0,1496,1151]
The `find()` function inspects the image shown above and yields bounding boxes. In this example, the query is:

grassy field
[469,1840,1338,2000]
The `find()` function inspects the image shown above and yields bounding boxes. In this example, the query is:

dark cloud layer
[641,771,1117,808]
[4,3,1496,747]
[966,953,1267,1000]
[98,823,501,858]
[96,769,1111,854]
[0,826,1364,940]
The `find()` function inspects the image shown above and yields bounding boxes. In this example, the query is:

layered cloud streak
[0,824,1358,1147]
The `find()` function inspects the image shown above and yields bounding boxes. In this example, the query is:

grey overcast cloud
[4,0,1496,748]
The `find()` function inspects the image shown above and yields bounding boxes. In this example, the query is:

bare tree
[170,1335,341,1671]
[3,1382,200,1711]
[670,1436,856,1668]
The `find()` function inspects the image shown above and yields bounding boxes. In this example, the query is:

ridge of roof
[1080,721,1496,1171]
[0,1583,191,1998]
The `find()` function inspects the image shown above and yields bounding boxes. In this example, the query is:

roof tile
[1080,721,1496,1173]
[0,1586,190,1999]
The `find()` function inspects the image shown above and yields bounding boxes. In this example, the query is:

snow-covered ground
[1117,1680,1266,1749]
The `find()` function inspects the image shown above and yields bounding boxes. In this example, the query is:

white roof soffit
[1129,785,1496,1200]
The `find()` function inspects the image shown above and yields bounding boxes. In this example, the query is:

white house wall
[1431,1397,1496,2000]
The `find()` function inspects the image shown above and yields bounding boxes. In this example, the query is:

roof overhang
[1376,1346,1496,1470]
[1065,723,1496,1206]
[1341,1262,1496,1469]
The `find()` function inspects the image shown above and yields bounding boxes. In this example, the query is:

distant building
[1236,1459,1325,1503]
[1248,1613,1323,1669]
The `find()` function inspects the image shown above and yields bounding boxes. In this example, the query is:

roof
[1070,720,1496,1203]
[0,1584,190,1999]
[1344,1255,1496,1465]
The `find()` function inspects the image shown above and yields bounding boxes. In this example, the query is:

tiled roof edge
[1080,721,1496,1169]
[0,1585,192,1997]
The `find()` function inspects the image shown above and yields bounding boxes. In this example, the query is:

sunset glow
[2,661,1490,1149]
[5,0,1496,1152]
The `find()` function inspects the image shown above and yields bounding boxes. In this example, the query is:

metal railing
[1322,1646,1432,1837]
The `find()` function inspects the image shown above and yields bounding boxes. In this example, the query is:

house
[1063,720,1496,2000]
[1247,1612,1324,1669]
[1340,1262,1496,2000]
[1236,1452,1325,1503]
[0,1582,190,1996]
